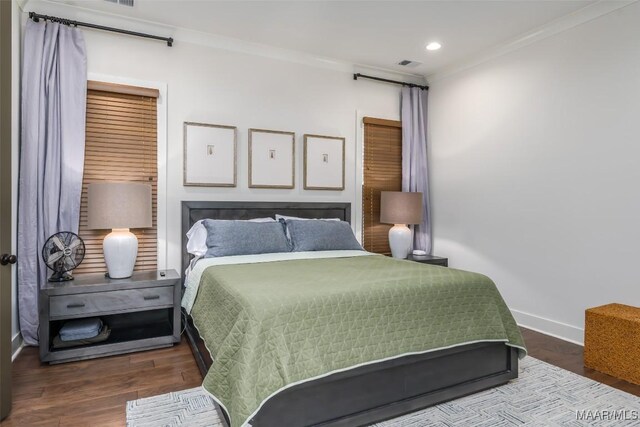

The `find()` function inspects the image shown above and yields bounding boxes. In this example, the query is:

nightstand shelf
[406,254,448,267]
[39,269,181,364]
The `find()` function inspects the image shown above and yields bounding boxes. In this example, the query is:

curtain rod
[353,73,428,90]
[28,12,173,47]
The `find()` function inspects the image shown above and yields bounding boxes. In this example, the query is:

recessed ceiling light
[426,42,442,51]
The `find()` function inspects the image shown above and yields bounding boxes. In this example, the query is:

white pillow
[186,217,275,256]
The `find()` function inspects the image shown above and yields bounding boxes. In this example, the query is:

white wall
[16,8,402,282]
[429,2,640,344]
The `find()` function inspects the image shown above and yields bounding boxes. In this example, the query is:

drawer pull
[66,303,85,308]
[143,295,160,301]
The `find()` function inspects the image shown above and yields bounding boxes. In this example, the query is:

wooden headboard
[181,201,351,282]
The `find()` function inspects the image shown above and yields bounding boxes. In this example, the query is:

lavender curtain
[401,86,432,254]
[18,20,87,345]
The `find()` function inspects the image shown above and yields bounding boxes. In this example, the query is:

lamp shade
[87,182,152,230]
[380,191,423,225]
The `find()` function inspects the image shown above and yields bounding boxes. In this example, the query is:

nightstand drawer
[49,286,174,318]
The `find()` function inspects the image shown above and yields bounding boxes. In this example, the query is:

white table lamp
[87,182,152,279]
[380,191,423,259]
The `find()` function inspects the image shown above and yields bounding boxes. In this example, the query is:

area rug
[126,357,640,426]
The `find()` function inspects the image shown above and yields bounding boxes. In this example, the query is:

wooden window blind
[75,82,158,275]
[362,117,402,255]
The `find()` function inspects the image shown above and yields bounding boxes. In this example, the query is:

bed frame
[181,201,518,427]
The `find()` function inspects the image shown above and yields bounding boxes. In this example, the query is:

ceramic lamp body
[389,224,412,259]
[103,228,138,279]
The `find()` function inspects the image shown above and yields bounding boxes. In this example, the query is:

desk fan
[42,232,86,282]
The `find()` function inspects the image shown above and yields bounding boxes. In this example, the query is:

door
[0,0,15,420]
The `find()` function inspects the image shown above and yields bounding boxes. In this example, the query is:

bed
[181,201,525,427]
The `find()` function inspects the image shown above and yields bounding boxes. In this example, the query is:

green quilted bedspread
[190,254,526,427]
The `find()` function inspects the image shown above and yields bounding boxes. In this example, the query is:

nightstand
[406,254,448,267]
[39,269,181,364]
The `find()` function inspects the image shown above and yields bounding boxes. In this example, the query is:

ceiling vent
[397,60,421,68]
[105,0,134,7]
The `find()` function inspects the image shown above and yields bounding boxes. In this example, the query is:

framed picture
[303,134,345,190]
[249,128,295,189]
[183,122,237,187]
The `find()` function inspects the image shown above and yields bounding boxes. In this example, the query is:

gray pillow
[285,219,363,252]
[203,220,290,258]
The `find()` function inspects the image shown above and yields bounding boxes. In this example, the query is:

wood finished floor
[2,328,639,426]
[521,328,640,396]
[0,337,202,427]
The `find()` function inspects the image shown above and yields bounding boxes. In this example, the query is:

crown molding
[172,26,425,83]
[21,0,175,40]
[427,0,638,83]
[22,0,424,84]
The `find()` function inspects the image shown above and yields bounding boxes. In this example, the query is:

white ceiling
[47,0,596,76]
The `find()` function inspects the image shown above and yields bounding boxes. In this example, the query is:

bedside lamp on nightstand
[87,182,152,279]
[380,191,423,259]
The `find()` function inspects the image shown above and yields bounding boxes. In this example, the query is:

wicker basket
[584,303,640,385]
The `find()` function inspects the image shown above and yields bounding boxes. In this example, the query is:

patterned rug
[126,357,640,426]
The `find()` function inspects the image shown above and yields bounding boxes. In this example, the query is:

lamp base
[389,224,412,259]
[103,228,138,279]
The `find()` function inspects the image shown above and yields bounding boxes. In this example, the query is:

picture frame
[249,128,295,189]
[183,122,237,187]
[303,134,345,191]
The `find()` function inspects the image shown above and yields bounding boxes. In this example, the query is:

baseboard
[511,309,584,346]
[11,332,24,361]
